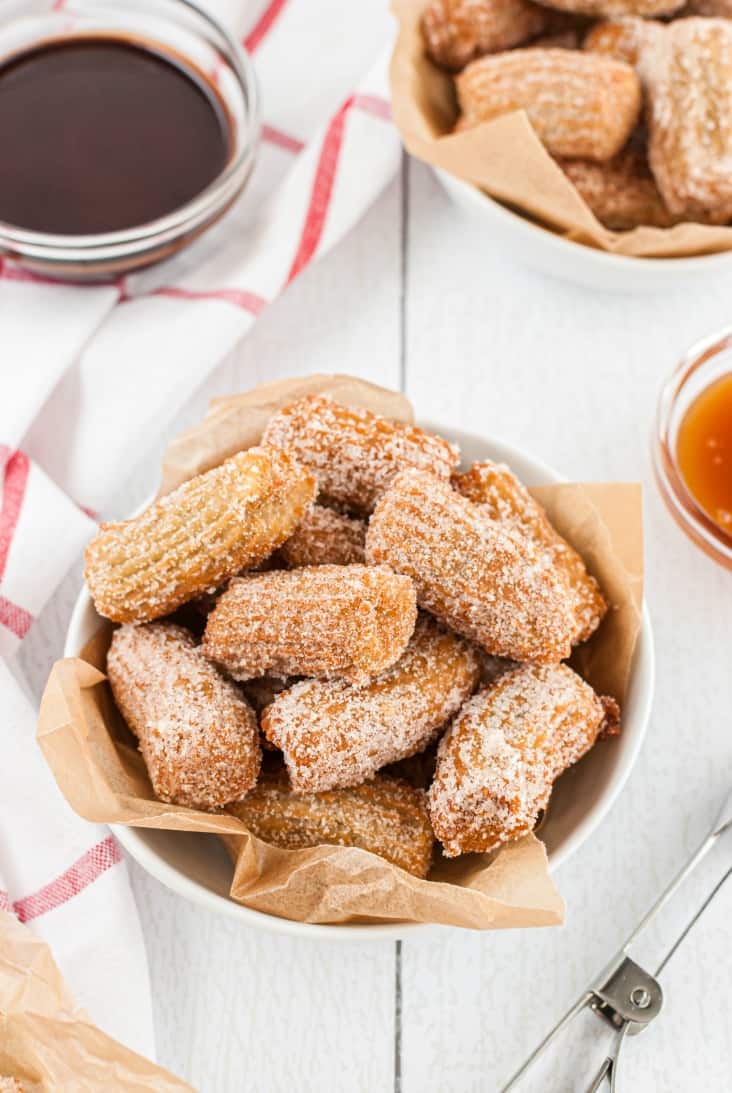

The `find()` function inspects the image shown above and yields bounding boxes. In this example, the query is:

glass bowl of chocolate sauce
[0,0,259,280]
[654,328,732,569]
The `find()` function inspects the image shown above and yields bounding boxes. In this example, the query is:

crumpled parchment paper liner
[37,374,643,929]
[0,911,192,1091]
[390,0,732,258]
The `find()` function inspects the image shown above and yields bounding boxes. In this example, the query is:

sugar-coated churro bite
[261,394,459,513]
[558,146,682,231]
[229,771,435,878]
[279,504,366,567]
[85,446,317,624]
[202,564,417,684]
[429,663,620,857]
[366,469,578,664]
[107,623,261,810]
[261,615,481,793]
[639,18,732,224]
[583,16,658,66]
[453,459,607,643]
[456,50,641,161]
[422,0,555,71]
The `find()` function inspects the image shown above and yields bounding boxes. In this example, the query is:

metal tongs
[502,786,732,1092]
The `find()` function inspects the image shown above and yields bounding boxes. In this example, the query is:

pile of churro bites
[85,395,619,881]
[423,0,732,229]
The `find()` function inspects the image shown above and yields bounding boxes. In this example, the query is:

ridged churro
[85,446,316,624]
[453,460,606,643]
[366,469,578,664]
[202,564,417,683]
[456,49,641,160]
[583,16,658,65]
[261,615,480,792]
[261,394,459,513]
[228,771,435,878]
[422,0,555,70]
[559,145,680,230]
[107,623,261,810]
[279,504,366,567]
[640,18,732,224]
[429,663,620,856]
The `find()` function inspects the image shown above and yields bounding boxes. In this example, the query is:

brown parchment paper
[0,912,193,1091]
[37,374,643,929]
[390,0,732,258]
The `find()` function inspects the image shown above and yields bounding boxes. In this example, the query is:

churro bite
[455,49,641,161]
[202,564,417,684]
[558,146,683,230]
[453,459,607,643]
[639,18,732,224]
[261,615,481,793]
[366,469,578,664]
[279,504,366,567]
[229,771,435,878]
[422,0,556,70]
[107,623,261,810]
[428,663,620,856]
[261,394,459,514]
[85,446,316,624]
[583,16,658,66]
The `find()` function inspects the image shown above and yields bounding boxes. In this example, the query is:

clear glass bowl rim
[653,326,732,569]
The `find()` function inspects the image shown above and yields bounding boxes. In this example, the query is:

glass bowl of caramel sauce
[0,0,259,280]
[654,329,732,569]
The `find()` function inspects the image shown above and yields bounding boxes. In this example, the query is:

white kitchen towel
[0,0,400,1060]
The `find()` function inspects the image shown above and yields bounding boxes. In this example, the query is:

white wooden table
[19,159,732,1092]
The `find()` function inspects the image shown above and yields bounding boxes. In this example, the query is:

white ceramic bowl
[65,424,654,939]
[436,168,732,294]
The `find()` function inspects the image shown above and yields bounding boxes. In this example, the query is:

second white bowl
[436,169,732,294]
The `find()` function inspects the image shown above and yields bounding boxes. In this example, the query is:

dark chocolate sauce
[0,37,231,235]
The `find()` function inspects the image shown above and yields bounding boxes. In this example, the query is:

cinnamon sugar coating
[453,460,607,643]
[228,770,434,878]
[85,446,317,624]
[639,18,732,223]
[279,505,366,567]
[261,394,459,514]
[456,49,641,161]
[428,663,619,856]
[202,564,417,683]
[261,615,481,793]
[583,16,659,66]
[422,0,555,71]
[558,145,683,230]
[366,469,577,664]
[107,623,261,810]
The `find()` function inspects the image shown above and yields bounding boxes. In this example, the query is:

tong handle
[501,785,732,1092]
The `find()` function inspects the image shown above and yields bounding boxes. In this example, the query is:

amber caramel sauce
[676,373,732,536]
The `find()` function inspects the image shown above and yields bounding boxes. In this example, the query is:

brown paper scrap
[37,375,642,928]
[0,912,192,1091]
[390,0,732,258]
